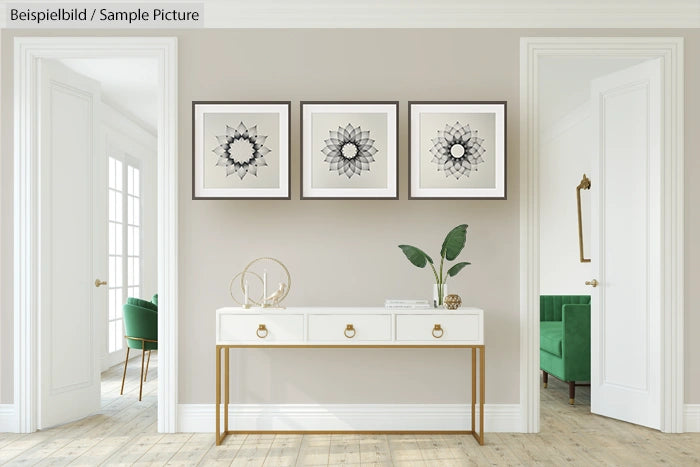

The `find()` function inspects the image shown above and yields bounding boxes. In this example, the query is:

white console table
[215,307,485,445]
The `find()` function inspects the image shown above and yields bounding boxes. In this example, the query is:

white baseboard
[178,403,522,433]
[3,401,696,433]
[685,404,700,432]
[0,404,16,432]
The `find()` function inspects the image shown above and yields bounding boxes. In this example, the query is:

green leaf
[398,245,434,268]
[447,261,471,277]
[440,224,468,261]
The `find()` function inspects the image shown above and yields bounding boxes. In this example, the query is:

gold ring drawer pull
[256,324,268,339]
[344,324,356,339]
[432,324,444,339]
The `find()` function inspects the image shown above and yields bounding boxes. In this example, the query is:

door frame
[13,37,178,433]
[519,37,685,433]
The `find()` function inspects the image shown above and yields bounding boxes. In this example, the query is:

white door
[38,60,106,428]
[589,59,662,429]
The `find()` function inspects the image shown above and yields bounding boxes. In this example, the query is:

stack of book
[384,299,432,310]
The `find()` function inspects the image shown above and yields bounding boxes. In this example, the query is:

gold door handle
[256,324,268,338]
[94,279,107,288]
[585,279,599,287]
[344,324,356,339]
[432,324,444,339]
[576,174,592,263]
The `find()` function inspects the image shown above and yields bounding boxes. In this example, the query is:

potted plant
[398,224,471,307]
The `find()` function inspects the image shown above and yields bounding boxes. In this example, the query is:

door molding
[519,37,684,433]
[13,37,178,433]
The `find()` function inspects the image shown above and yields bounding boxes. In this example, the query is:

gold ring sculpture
[233,257,291,308]
[229,270,263,307]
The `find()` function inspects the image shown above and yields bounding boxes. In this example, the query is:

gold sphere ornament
[444,294,462,310]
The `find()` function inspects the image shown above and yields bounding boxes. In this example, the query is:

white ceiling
[0,0,698,27]
[57,58,158,132]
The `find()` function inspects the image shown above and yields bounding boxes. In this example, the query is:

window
[108,156,142,353]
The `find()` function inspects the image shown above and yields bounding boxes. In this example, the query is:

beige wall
[1,29,699,407]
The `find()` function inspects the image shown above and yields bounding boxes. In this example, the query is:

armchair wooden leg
[144,350,151,382]
[543,371,548,388]
[569,381,575,404]
[120,348,130,395]
[139,342,146,401]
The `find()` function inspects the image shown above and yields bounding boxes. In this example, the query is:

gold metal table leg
[215,346,221,445]
[225,347,230,434]
[468,346,485,445]
[479,346,485,445]
[213,344,485,446]
[471,347,476,434]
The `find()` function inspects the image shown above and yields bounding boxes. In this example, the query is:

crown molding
[0,1,698,29]
[203,0,700,29]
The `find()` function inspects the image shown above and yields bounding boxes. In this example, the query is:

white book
[384,301,432,309]
[384,299,429,305]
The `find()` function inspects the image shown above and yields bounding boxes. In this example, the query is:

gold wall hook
[576,174,592,263]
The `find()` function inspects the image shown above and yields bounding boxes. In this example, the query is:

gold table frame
[215,344,485,446]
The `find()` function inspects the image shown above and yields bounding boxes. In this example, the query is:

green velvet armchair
[121,297,158,401]
[540,295,591,404]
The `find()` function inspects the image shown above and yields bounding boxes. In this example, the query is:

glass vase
[433,283,448,308]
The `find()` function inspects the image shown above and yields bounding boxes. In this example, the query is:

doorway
[519,37,685,433]
[53,55,159,419]
[12,37,178,433]
[538,56,661,427]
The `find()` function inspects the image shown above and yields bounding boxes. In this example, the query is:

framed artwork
[192,101,291,199]
[409,101,507,199]
[301,101,399,199]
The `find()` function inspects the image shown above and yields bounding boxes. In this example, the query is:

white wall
[539,103,593,295]
[538,57,646,295]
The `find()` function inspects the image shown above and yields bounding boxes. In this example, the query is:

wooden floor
[1,359,698,466]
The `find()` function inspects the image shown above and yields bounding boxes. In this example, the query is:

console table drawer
[218,314,304,343]
[396,314,482,343]
[308,314,391,342]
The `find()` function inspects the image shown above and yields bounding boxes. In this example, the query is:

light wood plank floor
[1,358,698,466]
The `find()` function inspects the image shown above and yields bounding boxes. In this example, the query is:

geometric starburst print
[430,122,486,179]
[322,123,378,178]
[212,122,271,179]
